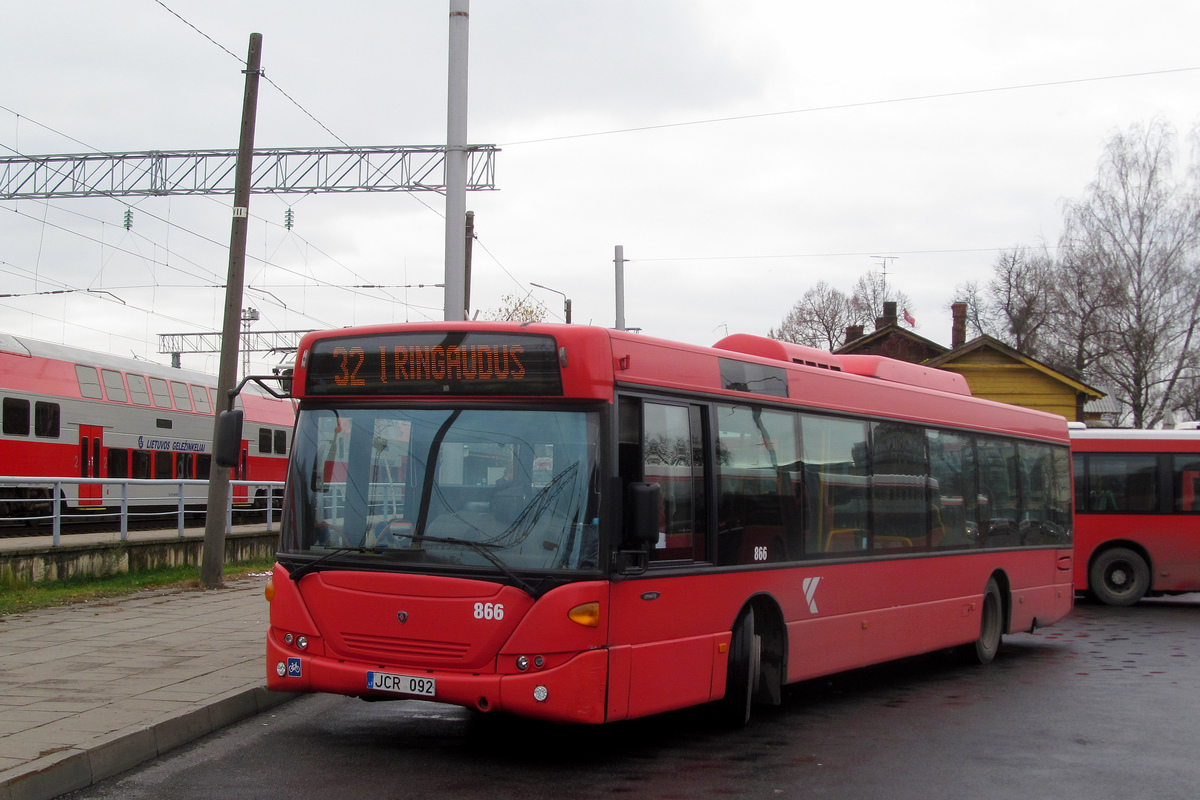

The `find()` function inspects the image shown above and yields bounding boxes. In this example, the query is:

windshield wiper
[389,532,539,596]
[286,546,370,582]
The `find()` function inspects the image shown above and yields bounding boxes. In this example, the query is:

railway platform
[0,568,289,800]
[0,523,279,587]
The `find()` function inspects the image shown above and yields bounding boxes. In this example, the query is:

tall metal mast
[443,0,470,321]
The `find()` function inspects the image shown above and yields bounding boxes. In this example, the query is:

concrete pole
[201,33,262,589]
[614,245,625,331]
[443,0,469,321]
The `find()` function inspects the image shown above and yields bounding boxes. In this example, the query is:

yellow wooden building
[924,335,1104,423]
[834,302,1105,423]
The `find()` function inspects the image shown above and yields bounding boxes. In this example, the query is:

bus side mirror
[214,409,244,469]
[626,481,661,547]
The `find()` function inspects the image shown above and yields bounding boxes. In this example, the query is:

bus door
[78,424,103,505]
[609,399,717,720]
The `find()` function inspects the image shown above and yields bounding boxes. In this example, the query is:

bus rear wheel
[720,607,761,727]
[962,578,1003,665]
[1089,547,1150,606]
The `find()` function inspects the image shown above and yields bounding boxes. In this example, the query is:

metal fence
[0,477,284,546]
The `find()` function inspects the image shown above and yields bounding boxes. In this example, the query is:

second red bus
[1071,425,1200,605]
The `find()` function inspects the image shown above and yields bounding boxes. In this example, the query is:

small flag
[902,308,916,327]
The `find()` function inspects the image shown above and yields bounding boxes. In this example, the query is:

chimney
[845,325,864,346]
[951,302,967,348]
[876,301,897,331]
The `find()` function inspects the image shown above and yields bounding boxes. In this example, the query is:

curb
[0,687,295,800]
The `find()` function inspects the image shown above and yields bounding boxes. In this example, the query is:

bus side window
[1175,456,1200,513]
[715,403,799,565]
[801,415,870,555]
[977,437,1020,547]
[641,401,707,563]
[927,429,979,549]
[870,421,928,552]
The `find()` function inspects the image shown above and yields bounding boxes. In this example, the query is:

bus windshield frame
[279,402,605,586]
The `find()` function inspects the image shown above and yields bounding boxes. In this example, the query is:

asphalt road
[65,595,1200,800]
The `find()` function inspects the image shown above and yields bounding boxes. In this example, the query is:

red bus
[263,323,1073,725]
[1070,425,1200,605]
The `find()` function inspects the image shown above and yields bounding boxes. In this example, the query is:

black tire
[962,577,1003,665]
[1089,547,1150,606]
[720,607,760,727]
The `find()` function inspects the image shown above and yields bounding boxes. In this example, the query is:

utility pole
[614,245,626,331]
[464,210,475,316]
[201,33,262,590]
[443,0,470,321]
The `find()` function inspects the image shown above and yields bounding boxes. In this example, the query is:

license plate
[366,671,436,697]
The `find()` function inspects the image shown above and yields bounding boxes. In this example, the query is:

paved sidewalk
[0,576,292,800]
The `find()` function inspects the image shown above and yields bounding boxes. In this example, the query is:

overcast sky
[2,1,1199,375]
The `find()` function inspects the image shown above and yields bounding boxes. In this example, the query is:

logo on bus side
[802,577,822,614]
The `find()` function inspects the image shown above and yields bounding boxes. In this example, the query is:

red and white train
[0,331,295,521]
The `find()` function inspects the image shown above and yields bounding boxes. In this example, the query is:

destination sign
[304,331,564,396]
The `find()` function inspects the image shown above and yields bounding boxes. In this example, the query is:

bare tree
[770,272,913,349]
[959,121,1200,426]
[849,271,913,327]
[1041,234,1123,381]
[954,247,1053,352]
[484,293,548,323]
[989,247,1055,354]
[1063,119,1200,428]
[768,281,856,349]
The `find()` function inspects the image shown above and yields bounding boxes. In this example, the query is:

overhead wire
[8,11,1200,322]
[498,66,1200,147]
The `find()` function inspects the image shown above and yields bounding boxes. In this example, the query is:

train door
[79,424,103,506]
[232,441,250,504]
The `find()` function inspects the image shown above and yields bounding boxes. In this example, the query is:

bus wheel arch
[720,594,786,727]
[1088,544,1152,606]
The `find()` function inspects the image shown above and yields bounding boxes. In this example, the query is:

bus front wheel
[1089,547,1150,606]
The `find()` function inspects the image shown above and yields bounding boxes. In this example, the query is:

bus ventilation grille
[339,632,471,661]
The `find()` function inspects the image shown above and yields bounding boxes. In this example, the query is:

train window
[178,452,194,479]
[127,375,151,405]
[132,451,152,479]
[170,382,193,412]
[274,430,287,455]
[197,454,212,480]
[157,419,173,429]
[101,370,128,403]
[108,448,129,478]
[34,402,59,438]
[154,452,173,479]
[259,428,272,453]
[149,378,172,408]
[3,397,30,435]
[75,365,104,399]
[191,385,212,414]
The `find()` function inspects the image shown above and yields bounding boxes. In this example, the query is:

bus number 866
[474,602,504,620]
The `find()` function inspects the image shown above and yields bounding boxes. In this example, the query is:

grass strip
[0,557,276,615]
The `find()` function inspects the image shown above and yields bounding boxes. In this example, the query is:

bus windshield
[280,406,602,573]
